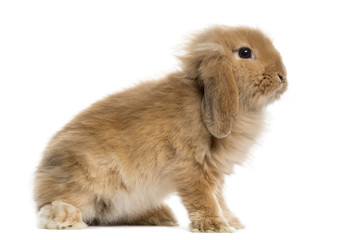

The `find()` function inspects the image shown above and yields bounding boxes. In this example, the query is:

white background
[1,0,342,239]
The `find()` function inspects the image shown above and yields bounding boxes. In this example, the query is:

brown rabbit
[34,25,287,232]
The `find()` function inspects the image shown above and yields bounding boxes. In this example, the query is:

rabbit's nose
[278,74,285,82]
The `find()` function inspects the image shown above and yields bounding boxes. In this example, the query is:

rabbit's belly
[93,178,174,222]
[113,187,171,220]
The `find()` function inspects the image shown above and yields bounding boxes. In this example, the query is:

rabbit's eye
[238,48,252,59]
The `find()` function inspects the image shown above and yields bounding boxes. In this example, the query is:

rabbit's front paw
[191,217,234,233]
[228,216,245,230]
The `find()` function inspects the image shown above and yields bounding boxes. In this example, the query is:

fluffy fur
[34,25,287,232]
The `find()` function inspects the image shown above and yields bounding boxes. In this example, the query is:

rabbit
[34,25,287,232]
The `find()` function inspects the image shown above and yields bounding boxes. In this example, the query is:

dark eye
[238,48,252,59]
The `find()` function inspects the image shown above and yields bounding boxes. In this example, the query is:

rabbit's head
[180,26,287,138]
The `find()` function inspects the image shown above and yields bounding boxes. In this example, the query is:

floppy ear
[182,43,239,138]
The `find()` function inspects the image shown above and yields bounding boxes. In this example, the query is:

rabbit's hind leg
[38,200,87,229]
[130,204,178,226]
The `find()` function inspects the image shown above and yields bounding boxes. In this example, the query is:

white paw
[38,200,87,230]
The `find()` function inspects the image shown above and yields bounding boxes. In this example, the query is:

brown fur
[34,25,287,232]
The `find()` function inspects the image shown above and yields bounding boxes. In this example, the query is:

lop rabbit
[34,25,287,232]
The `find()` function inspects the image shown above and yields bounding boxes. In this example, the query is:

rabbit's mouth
[276,80,287,93]
[268,79,288,103]
[254,73,286,96]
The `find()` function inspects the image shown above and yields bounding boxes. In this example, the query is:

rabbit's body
[35,26,287,232]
